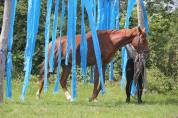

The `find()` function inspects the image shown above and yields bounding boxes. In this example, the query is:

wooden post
[0,0,11,103]
[136,0,144,28]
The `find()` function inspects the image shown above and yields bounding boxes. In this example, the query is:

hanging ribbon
[53,0,65,93]
[71,0,77,100]
[49,0,60,72]
[125,0,136,28]
[6,0,17,98]
[121,0,136,89]
[80,0,88,84]
[65,0,73,65]
[109,0,120,82]
[85,0,105,94]
[21,0,41,100]
[44,0,53,92]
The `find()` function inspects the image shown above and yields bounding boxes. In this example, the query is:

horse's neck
[109,29,133,49]
[125,44,137,59]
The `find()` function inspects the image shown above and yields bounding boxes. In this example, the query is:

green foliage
[147,67,177,93]
[148,9,178,79]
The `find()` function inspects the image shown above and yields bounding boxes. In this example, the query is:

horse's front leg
[126,78,131,103]
[60,65,72,101]
[95,65,106,98]
[137,77,143,104]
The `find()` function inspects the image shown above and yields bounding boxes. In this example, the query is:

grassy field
[0,80,178,118]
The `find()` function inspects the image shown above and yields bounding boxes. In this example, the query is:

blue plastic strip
[44,0,53,92]
[121,47,128,89]
[71,0,77,100]
[54,0,65,93]
[131,80,136,96]
[109,0,120,82]
[65,0,73,65]
[93,0,96,22]
[90,66,94,83]
[49,0,60,72]
[21,58,32,100]
[125,0,136,28]
[89,0,101,82]
[115,0,120,29]
[80,0,88,84]
[21,0,41,100]
[6,0,17,98]
[109,58,114,81]
[85,0,105,94]
[121,0,136,89]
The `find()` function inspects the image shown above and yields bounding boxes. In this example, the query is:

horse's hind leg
[60,64,72,101]
[89,65,106,102]
[89,65,99,102]
[36,63,51,99]
[94,65,106,100]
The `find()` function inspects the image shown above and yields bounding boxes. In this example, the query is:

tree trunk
[136,0,144,28]
[0,0,11,104]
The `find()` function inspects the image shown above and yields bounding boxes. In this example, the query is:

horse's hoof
[36,91,40,100]
[126,98,130,103]
[64,91,72,102]
[89,97,98,102]
[137,99,143,104]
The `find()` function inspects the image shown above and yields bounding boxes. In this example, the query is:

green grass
[0,80,178,118]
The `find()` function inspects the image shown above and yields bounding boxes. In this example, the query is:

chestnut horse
[36,26,149,102]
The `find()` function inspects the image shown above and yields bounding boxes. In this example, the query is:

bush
[147,66,177,93]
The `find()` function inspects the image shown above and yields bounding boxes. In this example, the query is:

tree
[0,0,11,103]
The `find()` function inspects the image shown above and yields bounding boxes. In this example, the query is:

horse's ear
[142,27,146,33]
[137,26,142,34]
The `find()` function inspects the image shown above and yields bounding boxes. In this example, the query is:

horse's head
[129,26,149,86]
[130,26,149,54]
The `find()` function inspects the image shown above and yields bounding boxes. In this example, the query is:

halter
[133,31,148,88]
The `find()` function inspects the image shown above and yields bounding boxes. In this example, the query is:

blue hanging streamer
[6,0,17,99]
[71,0,77,100]
[131,80,137,96]
[115,0,120,29]
[80,0,88,84]
[121,0,136,89]
[125,0,136,28]
[90,66,94,83]
[65,0,73,65]
[93,0,96,22]
[97,0,105,30]
[49,0,60,72]
[90,0,99,83]
[54,0,66,93]
[121,47,128,89]
[21,0,41,100]
[44,0,53,93]
[85,0,105,94]
[109,58,114,81]
[109,0,120,82]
